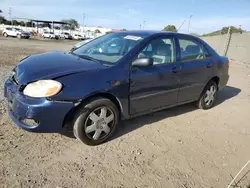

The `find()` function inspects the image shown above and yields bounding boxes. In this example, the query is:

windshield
[15,28,24,32]
[73,33,144,64]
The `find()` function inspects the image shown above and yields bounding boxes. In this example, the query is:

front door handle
[172,67,178,73]
[206,63,212,68]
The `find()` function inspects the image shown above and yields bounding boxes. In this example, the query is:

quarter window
[138,37,175,65]
[179,39,204,61]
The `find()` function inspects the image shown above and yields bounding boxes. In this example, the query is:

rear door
[175,35,214,102]
[129,35,179,114]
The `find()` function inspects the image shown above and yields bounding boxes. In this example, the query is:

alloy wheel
[204,85,216,105]
[84,107,115,140]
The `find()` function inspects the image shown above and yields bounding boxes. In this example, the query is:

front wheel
[197,81,218,110]
[3,33,8,37]
[17,34,21,39]
[73,98,119,145]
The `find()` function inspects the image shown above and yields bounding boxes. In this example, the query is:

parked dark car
[4,31,229,145]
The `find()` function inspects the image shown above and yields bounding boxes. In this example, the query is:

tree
[0,10,3,14]
[221,26,244,35]
[61,19,79,30]
[163,25,177,32]
[5,20,11,25]
[95,29,101,33]
[12,20,20,26]
[19,21,25,26]
[0,16,7,24]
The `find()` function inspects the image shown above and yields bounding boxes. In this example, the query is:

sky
[0,0,250,34]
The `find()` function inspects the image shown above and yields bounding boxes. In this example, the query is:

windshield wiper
[70,52,100,62]
[70,52,111,66]
[78,55,99,62]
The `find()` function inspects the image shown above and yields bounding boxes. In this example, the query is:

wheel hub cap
[204,85,216,105]
[85,107,114,140]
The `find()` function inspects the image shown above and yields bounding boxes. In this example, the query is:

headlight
[23,80,62,98]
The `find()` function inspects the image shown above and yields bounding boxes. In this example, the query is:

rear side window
[6,28,12,30]
[179,38,205,61]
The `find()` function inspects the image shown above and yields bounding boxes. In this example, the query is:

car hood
[15,51,106,84]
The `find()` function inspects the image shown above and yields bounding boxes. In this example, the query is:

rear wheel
[73,98,119,145]
[17,34,21,39]
[197,81,218,109]
[3,33,8,37]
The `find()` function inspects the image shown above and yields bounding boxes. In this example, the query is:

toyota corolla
[4,31,229,145]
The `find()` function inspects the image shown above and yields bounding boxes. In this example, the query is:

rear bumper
[4,79,74,133]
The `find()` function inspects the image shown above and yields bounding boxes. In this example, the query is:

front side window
[137,37,175,65]
[15,28,22,31]
[179,38,204,61]
[73,33,145,64]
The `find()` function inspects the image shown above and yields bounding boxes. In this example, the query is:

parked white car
[59,32,73,40]
[73,34,84,40]
[3,27,30,39]
[42,32,56,39]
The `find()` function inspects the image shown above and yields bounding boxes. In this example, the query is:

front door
[176,36,214,102]
[129,36,179,115]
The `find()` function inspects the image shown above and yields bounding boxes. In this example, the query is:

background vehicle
[3,27,30,39]
[60,32,73,40]
[42,32,56,39]
[73,34,84,40]
[4,31,229,145]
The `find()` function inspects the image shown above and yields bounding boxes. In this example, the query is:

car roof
[118,30,198,39]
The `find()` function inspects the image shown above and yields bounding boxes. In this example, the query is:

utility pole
[9,7,13,26]
[82,13,86,31]
[143,20,146,30]
[140,24,141,30]
[188,14,193,33]
[177,19,186,32]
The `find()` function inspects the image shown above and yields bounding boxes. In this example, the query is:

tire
[197,80,218,110]
[73,98,119,145]
[3,33,8,37]
[17,34,21,39]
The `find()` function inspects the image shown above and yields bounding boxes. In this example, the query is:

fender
[51,66,130,119]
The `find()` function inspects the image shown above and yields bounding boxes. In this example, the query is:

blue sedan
[4,31,229,145]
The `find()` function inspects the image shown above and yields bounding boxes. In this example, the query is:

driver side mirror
[132,57,153,67]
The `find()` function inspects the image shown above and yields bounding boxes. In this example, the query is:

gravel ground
[0,37,250,188]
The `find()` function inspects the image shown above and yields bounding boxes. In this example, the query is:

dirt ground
[0,37,250,188]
